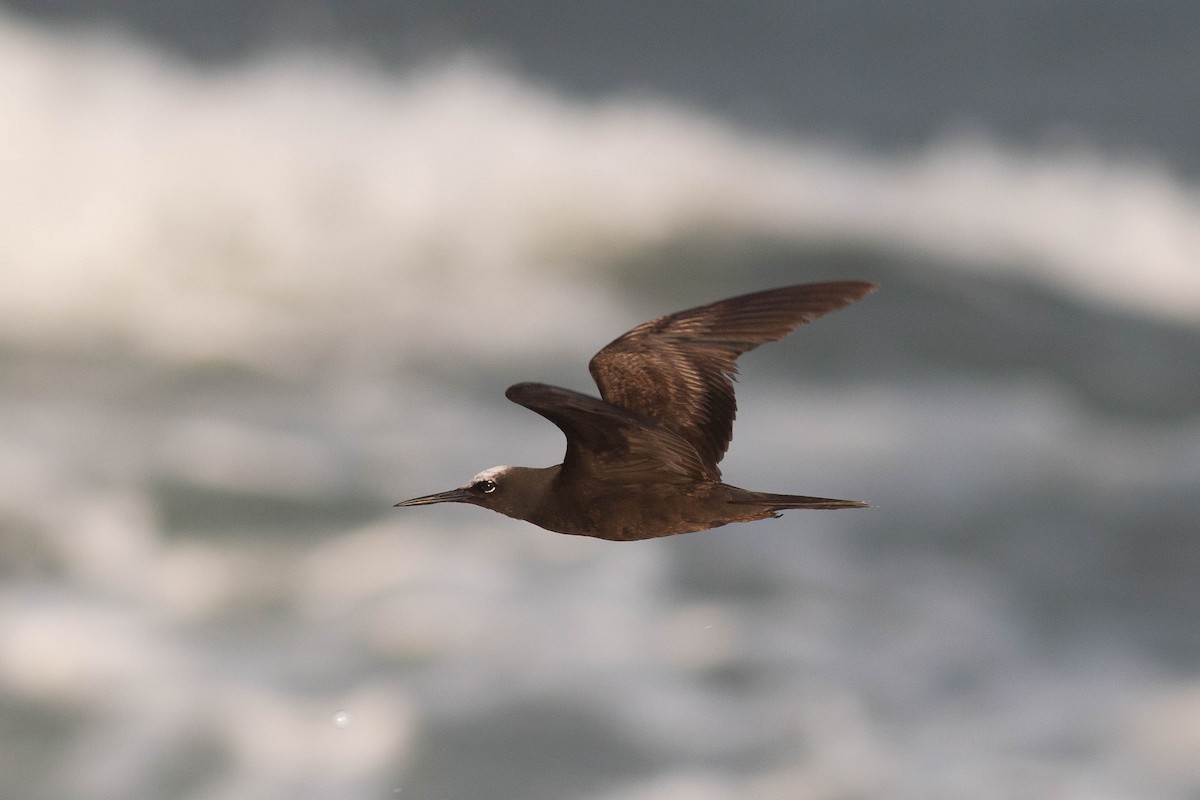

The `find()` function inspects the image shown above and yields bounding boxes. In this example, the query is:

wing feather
[588,281,876,469]
[505,382,718,485]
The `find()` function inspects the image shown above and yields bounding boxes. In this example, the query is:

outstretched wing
[588,281,877,470]
[505,382,718,485]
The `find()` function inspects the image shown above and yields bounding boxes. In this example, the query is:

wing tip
[846,279,879,297]
[505,381,553,403]
[505,381,534,399]
[717,280,878,318]
[804,279,879,303]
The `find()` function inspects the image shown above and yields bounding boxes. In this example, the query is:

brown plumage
[396,281,877,540]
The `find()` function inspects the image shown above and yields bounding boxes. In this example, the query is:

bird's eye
[475,479,497,494]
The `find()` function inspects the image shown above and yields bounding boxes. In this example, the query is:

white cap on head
[470,466,513,484]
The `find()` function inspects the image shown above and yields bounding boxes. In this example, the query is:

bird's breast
[533,481,740,541]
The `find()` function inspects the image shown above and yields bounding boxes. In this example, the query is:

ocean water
[1,6,1199,800]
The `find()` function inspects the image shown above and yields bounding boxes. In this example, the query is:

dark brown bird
[395,281,876,540]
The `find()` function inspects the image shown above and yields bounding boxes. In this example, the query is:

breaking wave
[2,10,1199,373]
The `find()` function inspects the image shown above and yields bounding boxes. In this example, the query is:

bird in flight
[396,281,876,540]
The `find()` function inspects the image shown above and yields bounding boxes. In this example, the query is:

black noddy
[396,281,876,540]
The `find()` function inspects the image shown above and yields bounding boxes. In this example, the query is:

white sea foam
[1,11,1198,374]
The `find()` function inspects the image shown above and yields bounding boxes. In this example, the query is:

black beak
[394,487,470,507]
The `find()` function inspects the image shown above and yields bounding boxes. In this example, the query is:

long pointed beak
[393,487,470,507]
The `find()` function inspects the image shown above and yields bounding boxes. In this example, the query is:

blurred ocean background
[2,3,1199,798]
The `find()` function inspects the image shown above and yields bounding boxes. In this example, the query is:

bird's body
[487,466,852,541]
[396,281,876,540]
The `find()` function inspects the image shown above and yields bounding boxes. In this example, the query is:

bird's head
[394,465,549,521]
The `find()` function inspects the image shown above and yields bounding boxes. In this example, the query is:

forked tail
[730,489,869,511]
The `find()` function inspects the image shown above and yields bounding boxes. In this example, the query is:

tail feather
[729,490,869,510]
